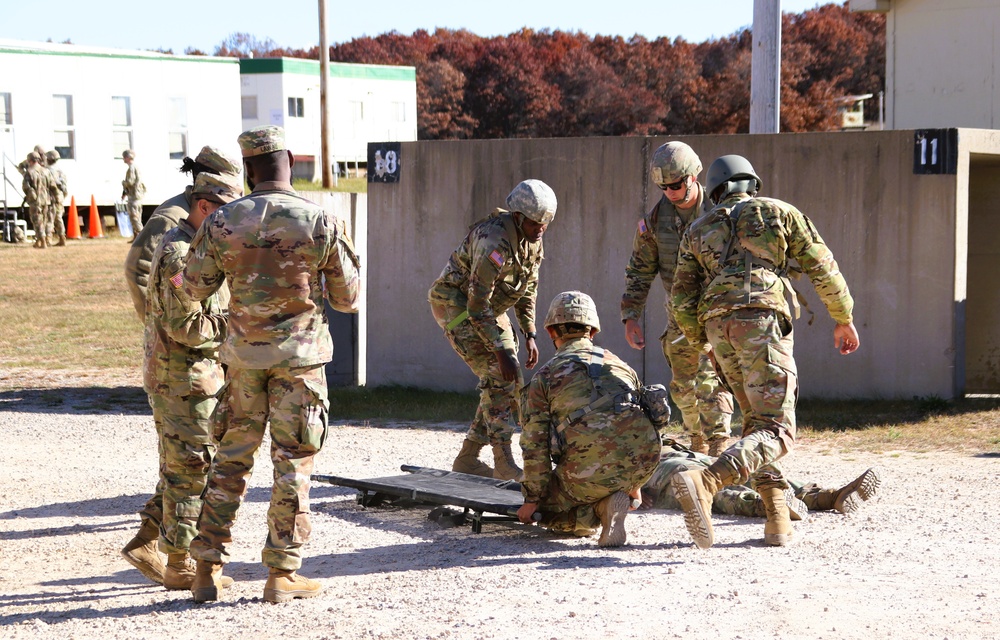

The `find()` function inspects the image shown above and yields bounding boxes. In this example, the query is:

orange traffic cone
[66,196,81,239]
[87,195,103,239]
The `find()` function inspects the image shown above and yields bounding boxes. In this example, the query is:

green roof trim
[239,58,416,81]
[0,45,237,64]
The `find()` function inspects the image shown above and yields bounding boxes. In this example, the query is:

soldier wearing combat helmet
[21,151,54,249]
[517,291,661,547]
[45,150,68,247]
[429,179,556,481]
[621,141,734,455]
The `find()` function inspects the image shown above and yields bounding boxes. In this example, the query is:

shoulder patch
[638,218,649,235]
[169,270,184,289]
[489,249,505,268]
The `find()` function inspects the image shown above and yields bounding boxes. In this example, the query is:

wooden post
[319,0,335,188]
[750,0,781,134]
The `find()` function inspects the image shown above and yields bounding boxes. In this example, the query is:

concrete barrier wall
[365,130,1000,399]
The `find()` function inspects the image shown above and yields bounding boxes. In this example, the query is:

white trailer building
[238,57,417,180]
[0,39,242,213]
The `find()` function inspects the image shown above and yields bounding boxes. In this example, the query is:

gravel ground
[1,372,999,640]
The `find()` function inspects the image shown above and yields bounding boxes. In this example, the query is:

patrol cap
[45,150,60,162]
[238,125,286,158]
[27,151,41,162]
[543,290,601,333]
[506,179,557,224]
[123,149,135,160]
[650,141,702,188]
[195,145,242,176]
[191,172,243,204]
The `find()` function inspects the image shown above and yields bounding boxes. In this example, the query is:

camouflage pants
[127,197,143,236]
[150,393,218,555]
[704,309,797,491]
[28,204,46,241]
[430,302,522,446]
[189,364,328,571]
[138,394,165,532]
[47,203,64,238]
[643,450,768,517]
[660,302,733,439]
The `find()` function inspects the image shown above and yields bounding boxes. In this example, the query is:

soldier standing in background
[124,146,243,321]
[45,150,68,247]
[622,142,734,456]
[138,172,242,591]
[121,149,146,239]
[21,151,53,249]
[428,179,557,481]
[517,291,661,547]
[670,154,860,549]
[183,125,361,604]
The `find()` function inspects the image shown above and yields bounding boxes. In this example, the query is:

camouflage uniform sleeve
[671,231,707,346]
[159,250,227,350]
[466,237,510,349]
[513,260,538,336]
[621,218,658,322]
[124,216,175,322]
[519,373,554,503]
[785,207,854,325]
[21,173,35,203]
[182,218,225,302]
[322,214,362,313]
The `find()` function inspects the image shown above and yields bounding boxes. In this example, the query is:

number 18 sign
[368,142,401,183]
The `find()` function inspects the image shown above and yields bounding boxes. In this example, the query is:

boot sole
[120,549,165,585]
[836,468,883,514]
[192,586,220,603]
[764,529,794,546]
[597,492,629,548]
[670,472,714,549]
[263,587,324,604]
[785,489,809,523]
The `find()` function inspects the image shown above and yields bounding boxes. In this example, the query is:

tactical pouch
[638,383,671,431]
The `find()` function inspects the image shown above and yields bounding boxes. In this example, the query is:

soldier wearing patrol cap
[21,151,54,248]
[183,125,361,604]
[121,149,146,239]
[622,141,735,456]
[129,172,243,592]
[428,179,557,482]
[45,150,68,246]
[517,291,661,548]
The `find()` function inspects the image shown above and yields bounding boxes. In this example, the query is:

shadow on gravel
[0,386,150,416]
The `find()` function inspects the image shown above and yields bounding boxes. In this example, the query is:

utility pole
[750,0,781,134]
[319,0,335,187]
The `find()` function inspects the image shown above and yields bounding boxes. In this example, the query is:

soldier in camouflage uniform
[428,179,556,481]
[640,444,882,518]
[517,291,661,547]
[121,149,146,239]
[124,146,243,321]
[622,142,734,456]
[21,152,53,249]
[45,150,68,247]
[134,172,242,591]
[183,125,361,604]
[670,154,860,549]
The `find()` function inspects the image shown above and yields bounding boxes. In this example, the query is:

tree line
[191,2,884,140]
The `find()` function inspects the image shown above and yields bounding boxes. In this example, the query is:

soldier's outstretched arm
[670,234,707,348]
[322,217,361,313]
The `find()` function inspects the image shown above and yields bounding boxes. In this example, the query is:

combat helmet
[543,290,601,333]
[506,179,557,224]
[649,141,702,188]
[45,150,60,163]
[705,154,762,204]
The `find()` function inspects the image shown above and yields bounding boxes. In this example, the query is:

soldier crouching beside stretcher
[516,291,663,547]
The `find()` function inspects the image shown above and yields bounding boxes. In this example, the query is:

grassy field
[2,237,998,454]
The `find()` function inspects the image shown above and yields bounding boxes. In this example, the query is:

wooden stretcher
[311,465,536,533]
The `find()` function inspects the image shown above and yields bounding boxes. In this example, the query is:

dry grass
[1,236,997,455]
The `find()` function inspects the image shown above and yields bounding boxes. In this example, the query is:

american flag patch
[489,250,504,268]
[638,219,648,234]
[170,271,184,289]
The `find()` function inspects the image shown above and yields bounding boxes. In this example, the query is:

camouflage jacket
[49,167,68,202]
[520,338,661,504]
[621,189,704,322]
[124,189,192,321]
[183,181,361,369]
[672,193,855,346]
[122,164,145,200]
[22,165,52,207]
[428,210,542,348]
[144,219,227,397]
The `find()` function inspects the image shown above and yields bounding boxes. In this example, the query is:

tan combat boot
[263,568,323,604]
[759,486,794,546]
[166,553,235,591]
[688,433,709,455]
[707,436,732,457]
[670,462,735,549]
[753,488,809,522]
[191,560,230,603]
[805,467,882,514]
[120,519,165,584]
[452,438,494,477]
[56,234,66,246]
[594,490,630,548]
[491,443,523,481]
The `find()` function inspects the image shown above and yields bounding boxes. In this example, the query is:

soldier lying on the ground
[640,443,882,520]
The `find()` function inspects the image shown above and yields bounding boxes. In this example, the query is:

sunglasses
[660,177,688,191]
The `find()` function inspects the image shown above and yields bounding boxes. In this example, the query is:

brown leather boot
[120,520,165,584]
[707,436,732,457]
[56,234,66,246]
[263,568,323,604]
[753,488,809,522]
[191,560,229,603]
[166,553,235,591]
[689,433,709,454]
[451,438,494,477]
[670,460,736,549]
[759,486,794,546]
[491,443,523,481]
[594,491,630,548]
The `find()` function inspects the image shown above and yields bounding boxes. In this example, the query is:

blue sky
[2,0,832,54]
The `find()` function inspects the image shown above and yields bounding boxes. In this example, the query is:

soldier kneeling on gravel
[516,291,662,547]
